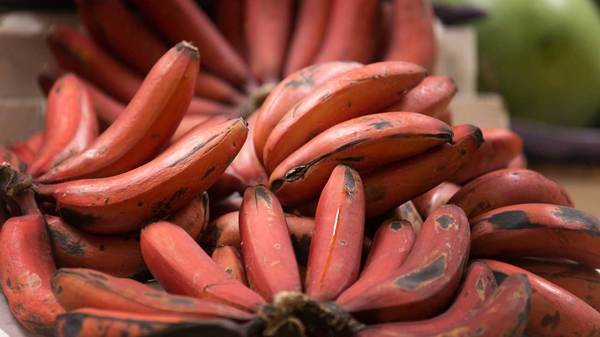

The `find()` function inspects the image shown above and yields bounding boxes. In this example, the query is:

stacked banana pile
[0,1,598,337]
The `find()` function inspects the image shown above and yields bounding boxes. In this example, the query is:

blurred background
[0,0,599,217]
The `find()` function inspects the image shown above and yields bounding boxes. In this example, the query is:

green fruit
[437,0,600,126]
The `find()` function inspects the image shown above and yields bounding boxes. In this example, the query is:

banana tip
[175,41,200,60]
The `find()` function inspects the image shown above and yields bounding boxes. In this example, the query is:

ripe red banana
[46,215,145,278]
[9,132,44,168]
[449,168,573,218]
[131,0,249,85]
[263,62,427,172]
[385,76,456,116]
[450,127,523,184]
[212,245,248,286]
[412,182,460,219]
[226,113,268,189]
[358,261,497,336]
[360,270,530,337]
[386,201,425,233]
[351,220,416,292]
[0,215,64,336]
[37,118,247,234]
[305,165,365,301]
[513,258,600,311]
[239,186,301,301]
[140,221,265,312]
[384,0,437,70]
[253,61,362,162]
[39,42,198,182]
[171,114,229,143]
[46,24,141,103]
[168,192,210,241]
[270,111,452,205]
[483,259,600,337]
[245,0,293,83]
[51,268,252,320]
[363,124,483,217]
[337,205,470,322]
[28,74,98,177]
[471,203,600,268]
[313,0,380,64]
[284,0,333,75]
[54,308,246,337]
[215,0,246,59]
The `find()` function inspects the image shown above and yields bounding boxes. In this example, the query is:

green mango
[436,0,600,126]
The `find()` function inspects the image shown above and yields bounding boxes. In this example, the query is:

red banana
[337,205,470,322]
[215,0,246,59]
[385,76,456,116]
[449,168,573,218]
[305,165,365,301]
[9,132,44,168]
[239,186,301,301]
[212,245,248,286]
[140,221,265,312]
[412,182,460,219]
[0,215,64,336]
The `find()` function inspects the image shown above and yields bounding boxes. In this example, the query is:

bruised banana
[363,124,483,218]
[263,61,427,172]
[28,74,98,177]
[305,165,365,301]
[412,182,460,219]
[513,258,600,311]
[239,185,301,301]
[337,205,470,322]
[470,203,600,268]
[54,308,246,337]
[269,111,452,205]
[212,245,248,286]
[140,221,265,312]
[39,42,198,182]
[0,215,65,336]
[359,266,530,337]
[253,61,362,163]
[37,118,247,234]
[449,168,573,218]
[483,259,600,337]
[51,268,252,320]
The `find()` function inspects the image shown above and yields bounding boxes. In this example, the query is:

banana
[54,308,246,337]
[508,153,527,169]
[39,42,198,182]
[450,128,523,184]
[168,192,210,241]
[270,111,452,205]
[412,182,460,219]
[263,62,427,172]
[195,72,245,104]
[245,0,293,82]
[483,259,600,337]
[351,220,415,293]
[513,258,600,311]
[131,0,249,85]
[284,0,333,75]
[363,124,483,218]
[253,61,362,162]
[187,96,239,116]
[360,271,530,337]
[384,0,437,70]
[384,76,457,116]
[337,205,470,322]
[240,186,301,301]
[358,261,496,336]
[215,0,246,59]
[313,0,380,64]
[51,268,252,320]
[37,118,247,234]
[171,114,229,143]
[0,215,65,336]
[37,66,125,124]
[305,165,365,301]
[46,215,145,278]
[140,221,265,312]
[471,203,600,268]
[449,168,573,218]
[227,114,268,189]
[385,200,425,233]
[212,245,248,286]
[46,24,142,103]
[28,74,98,177]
